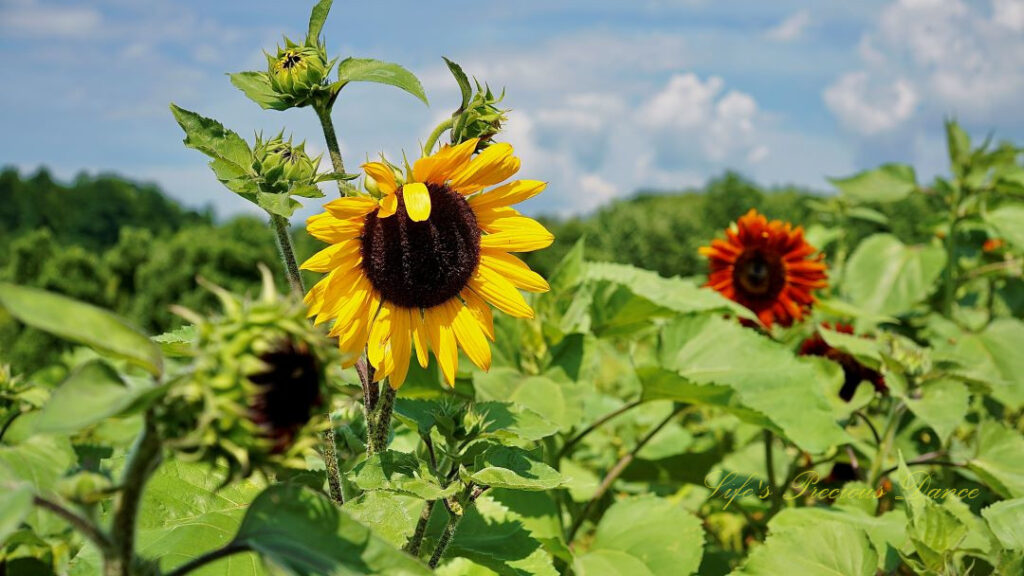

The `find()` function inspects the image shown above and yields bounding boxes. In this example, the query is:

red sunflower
[699,209,827,328]
[799,322,887,402]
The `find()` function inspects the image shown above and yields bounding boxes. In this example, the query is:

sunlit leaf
[336,58,428,105]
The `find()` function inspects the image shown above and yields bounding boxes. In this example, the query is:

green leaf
[229,72,290,111]
[842,234,946,316]
[830,164,917,203]
[896,453,968,569]
[946,120,971,178]
[343,491,420,549]
[34,360,165,434]
[468,446,563,491]
[424,495,557,576]
[584,263,756,335]
[637,366,773,429]
[982,499,1024,551]
[942,318,1024,410]
[474,370,582,433]
[0,483,33,546]
[307,0,333,41]
[170,104,253,169]
[969,420,1024,499]
[256,191,301,217]
[659,315,848,453]
[336,58,428,105]
[0,283,161,376]
[819,326,882,368]
[153,324,197,356]
[847,206,890,225]
[443,57,472,111]
[985,204,1024,250]
[769,508,907,573]
[733,521,877,576]
[904,378,968,442]
[574,495,704,576]
[353,451,456,500]
[138,461,266,575]
[232,483,431,575]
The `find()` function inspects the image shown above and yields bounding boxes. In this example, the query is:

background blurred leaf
[573,495,703,576]
[733,521,877,576]
[830,164,917,203]
[842,234,946,316]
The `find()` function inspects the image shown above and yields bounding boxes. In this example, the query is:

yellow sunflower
[301,138,552,388]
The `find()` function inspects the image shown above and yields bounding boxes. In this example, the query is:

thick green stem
[423,118,454,156]
[315,103,347,196]
[322,426,345,505]
[270,214,305,297]
[110,412,162,575]
[429,510,461,569]
[404,499,435,557]
[367,382,396,454]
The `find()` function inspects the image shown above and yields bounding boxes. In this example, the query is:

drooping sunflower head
[162,266,331,480]
[799,322,886,402]
[302,138,553,388]
[699,209,827,328]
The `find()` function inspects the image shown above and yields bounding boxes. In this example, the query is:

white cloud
[823,71,918,135]
[0,0,102,39]
[993,0,1024,31]
[766,10,811,42]
[639,73,764,163]
[826,0,1024,133]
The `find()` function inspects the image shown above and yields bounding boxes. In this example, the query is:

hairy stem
[404,499,436,557]
[164,542,251,576]
[270,214,305,297]
[566,405,685,544]
[322,426,345,505]
[110,412,162,575]
[428,510,461,569]
[423,118,454,156]
[868,402,905,486]
[33,496,113,554]
[558,399,642,460]
[315,103,347,195]
[367,382,396,454]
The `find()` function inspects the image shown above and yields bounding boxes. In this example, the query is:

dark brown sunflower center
[280,52,302,69]
[734,250,785,300]
[248,339,323,453]
[361,183,480,309]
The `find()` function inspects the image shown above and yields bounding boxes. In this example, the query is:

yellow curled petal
[449,143,520,194]
[413,138,478,184]
[460,288,494,341]
[324,196,380,219]
[402,182,431,222]
[362,162,398,195]
[378,193,398,218]
[479,221,554,253]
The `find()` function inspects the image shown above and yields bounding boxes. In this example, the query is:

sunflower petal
[362,162,398,195]
[479,221,554,253]
[468,180,546,210]
[410,308,430,368]
[324,196,379,219]
[378,193,398,218]
[389,307,413,388]
[424,305,458,386]
[413,139,479,184]
[449,143,520,194]
[460,288,494,340]
[402,182,431,222]
[480,251,549,292]
[468,266,533,319]
[450,300,491,371]
[307,213,364,243]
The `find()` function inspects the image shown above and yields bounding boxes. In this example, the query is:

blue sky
[3,0,1024,218]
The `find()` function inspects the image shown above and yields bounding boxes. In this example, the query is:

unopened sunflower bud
[161,266,333,480]
[253,133,320,194]
[454,83,508,150]
[267,39,329,103]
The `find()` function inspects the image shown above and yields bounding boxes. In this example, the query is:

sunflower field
[1,1,1023,575]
